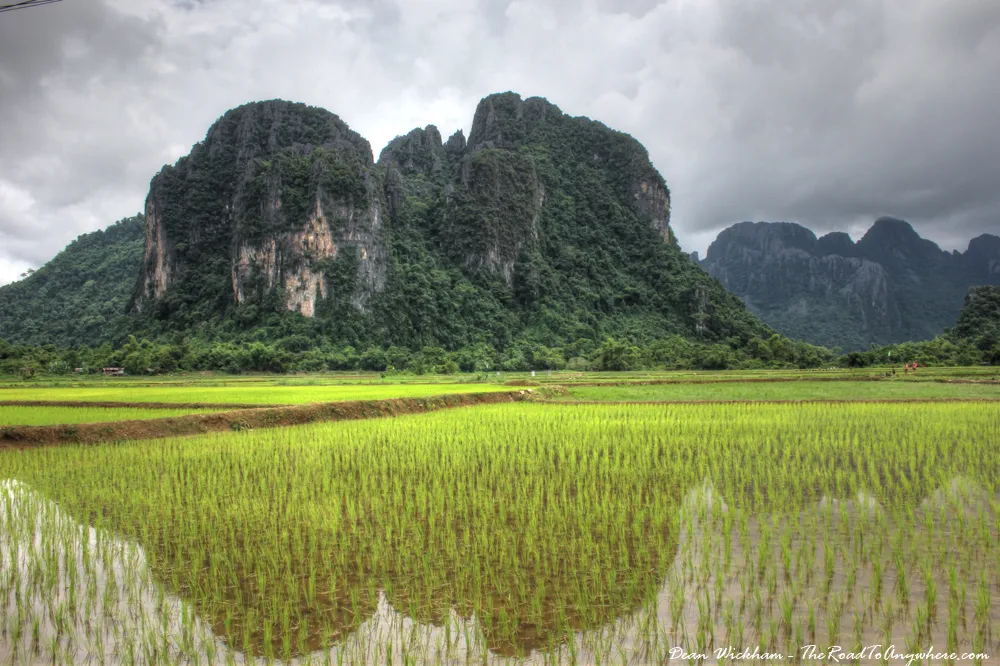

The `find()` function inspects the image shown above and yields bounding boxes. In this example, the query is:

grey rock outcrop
[701,219,1000,349]
[135,100,387,317]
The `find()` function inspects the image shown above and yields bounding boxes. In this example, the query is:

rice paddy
[0,383,512,406]
[0,405,226,426]
[0,396,998,665]
[560,380,1000,402]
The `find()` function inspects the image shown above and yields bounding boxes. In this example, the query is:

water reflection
[3,478,999,664]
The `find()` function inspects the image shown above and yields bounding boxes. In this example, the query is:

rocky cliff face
[459,93,672,242]
[230,194,384,317]
[378,125,451,219]
[126,92,768,349]
[965,235,1000,283]
[457,94,672,282]
[368,91,763,347]
[134,100,386,321]
[448,148,544,285]
[701,218,1000,349]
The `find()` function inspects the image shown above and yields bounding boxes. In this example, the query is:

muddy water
[1,479,998,665]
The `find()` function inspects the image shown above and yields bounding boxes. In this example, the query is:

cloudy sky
[1,0,998,285]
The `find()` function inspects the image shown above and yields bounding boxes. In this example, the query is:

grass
[561,379,1000,402]
[0,406,227,426]
[0,383,512,406]
[0,401,997,664]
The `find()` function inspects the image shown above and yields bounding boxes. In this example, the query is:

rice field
[0,383,512,406]
[0,401,997,665]
[0,405,227,426]
[561,380,1000,402]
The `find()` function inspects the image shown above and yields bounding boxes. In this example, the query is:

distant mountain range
[699,218,1000,350]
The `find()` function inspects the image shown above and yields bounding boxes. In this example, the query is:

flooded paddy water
[1,402,998,664]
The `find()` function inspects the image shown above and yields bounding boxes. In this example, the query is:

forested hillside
[0,216,144,346]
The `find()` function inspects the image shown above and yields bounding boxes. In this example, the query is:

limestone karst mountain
[700,218,1000,350]
[0,92,769,352]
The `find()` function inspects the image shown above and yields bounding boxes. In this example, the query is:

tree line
[2,333,844,377]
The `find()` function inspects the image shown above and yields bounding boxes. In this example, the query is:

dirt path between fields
[0,390,531,448]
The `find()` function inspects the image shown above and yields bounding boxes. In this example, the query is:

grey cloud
[1,0,999,285]
[594,0,661,19]
[0,2,160,118]
[644,0,1000,251]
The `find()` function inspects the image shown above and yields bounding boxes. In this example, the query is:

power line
[0,0,64,13]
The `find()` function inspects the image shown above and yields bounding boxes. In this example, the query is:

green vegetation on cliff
[954,285,1000,344]
[121,93,778,362]
[1,94,834,373]
[371,92,767,353]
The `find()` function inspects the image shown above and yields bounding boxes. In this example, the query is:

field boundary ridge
[0,390,530,448]
[0,400,285,410]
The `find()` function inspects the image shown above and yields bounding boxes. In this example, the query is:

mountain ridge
[701,218,1000,350]
[1,92,776,366]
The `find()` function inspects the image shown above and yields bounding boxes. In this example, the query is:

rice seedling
[0,405,227,426]
[0,401,996,664]
[560,381,1000,402]
[0,383,512,406]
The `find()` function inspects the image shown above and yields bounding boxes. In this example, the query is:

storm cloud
[1,0,998,284]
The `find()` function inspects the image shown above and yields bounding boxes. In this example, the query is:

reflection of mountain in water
[0,478,679,664]
[2,404,693,661]
[662,480,1000,663]
[4,478,998,665]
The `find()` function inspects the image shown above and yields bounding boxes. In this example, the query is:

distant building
[102,367,125,376]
